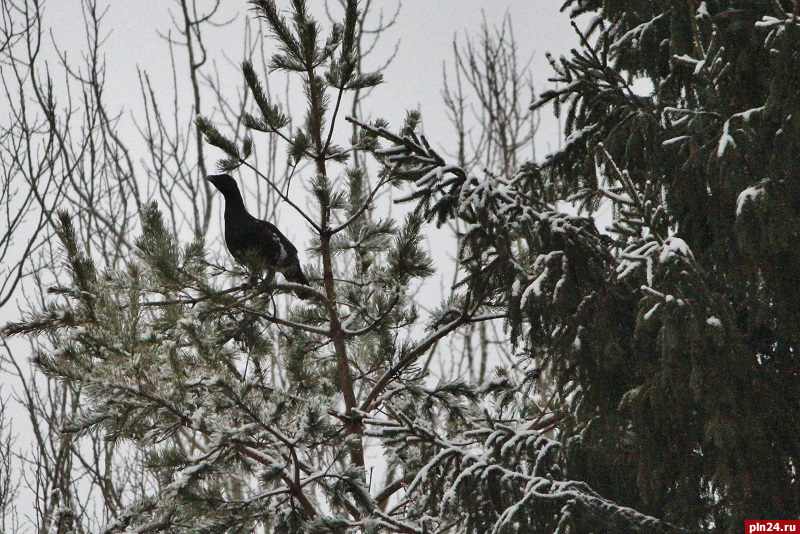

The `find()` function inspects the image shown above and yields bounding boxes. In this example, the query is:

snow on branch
[349,115,615,351]
[718,107,764,158]
[381,416,686,532]
[736,183,767,217]
[611,13,665,51]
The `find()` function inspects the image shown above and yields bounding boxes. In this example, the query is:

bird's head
[207,173,241,197]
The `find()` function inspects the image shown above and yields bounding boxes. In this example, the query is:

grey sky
[43,1,577,159]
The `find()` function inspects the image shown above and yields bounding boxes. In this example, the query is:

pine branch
[361,307,473,414]
[329,174,388,235]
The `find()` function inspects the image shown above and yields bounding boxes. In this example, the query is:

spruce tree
[351,1,800,531]
[535,1,800,528]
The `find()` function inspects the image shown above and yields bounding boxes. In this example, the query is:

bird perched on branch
[207,173,312,299]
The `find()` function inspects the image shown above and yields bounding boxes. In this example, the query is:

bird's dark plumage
[207,173,311,299]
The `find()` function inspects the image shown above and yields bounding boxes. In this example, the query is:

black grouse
[207,173,312,299]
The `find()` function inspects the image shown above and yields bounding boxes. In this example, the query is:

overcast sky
[43,1,578,160]
[389,1,576,148]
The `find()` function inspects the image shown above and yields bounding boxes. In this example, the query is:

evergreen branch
[137,283,251,307]
[250,0,301,63]
[374,475,414,508]
[361,308,473,414]
[341,0,358,59]
[238,447,318,518]
[323,85,346,158]
[237,484,295,504]
[275,281,327,301]
[322,144,354,161]
[241,60,291,133]
[216,385,315,478]
[243,307,331,336]
[342,294,401,338]
[329,175,388,235]
[368,511,424,534]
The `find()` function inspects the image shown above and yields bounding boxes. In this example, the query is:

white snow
[611,13,664,51]
[662,135,690,147]
[643,302,660,321]
[464,223,481,236]
[719,107,764,158]
[673,54,701,68]
[562,126,594,150]
[511,279,521,297]
[696,1,709,19]
[520,268,549,307]
[737,107,764,122]
[717,120,736,157]
[659,237,693,263]
[598,187,635,205]
[755,16,783,28]
[736,185,765,216]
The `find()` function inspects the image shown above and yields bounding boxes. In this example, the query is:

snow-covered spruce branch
[348,117,611,258]
[368,415,687,533]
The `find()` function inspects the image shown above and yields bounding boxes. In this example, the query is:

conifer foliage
[355,0,800,530]
[5,0,799,532]
[536,0,800,528]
